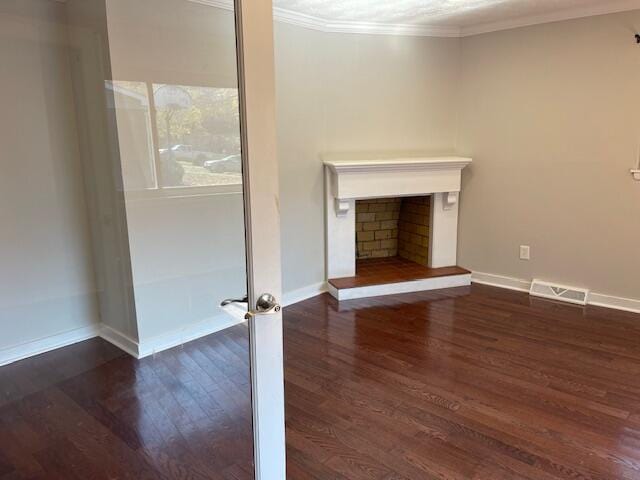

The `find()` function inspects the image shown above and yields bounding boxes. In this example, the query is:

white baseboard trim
[472,271,640,314]
[282,282,328,307]
[329,274,472,301]
[471,271,531,293]
[137,314,244,359]
[0,324,101,367]
[1,313,248,367]
[589,293,640,314]
[100,324,140,358]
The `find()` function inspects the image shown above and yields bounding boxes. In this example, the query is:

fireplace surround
[324,155,472,300]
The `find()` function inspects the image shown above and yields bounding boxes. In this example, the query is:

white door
[235,0,287,478]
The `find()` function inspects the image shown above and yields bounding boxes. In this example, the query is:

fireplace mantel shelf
[324,156,472,202]
[324,156,472,175]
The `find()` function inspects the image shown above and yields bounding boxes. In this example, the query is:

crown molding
[189,0,640,38]
[459,0,640,36]
[273,8,461,37]
[190,0,460,36]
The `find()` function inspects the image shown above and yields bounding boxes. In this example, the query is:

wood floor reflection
[3,284,640,479]
[0,326,254,480]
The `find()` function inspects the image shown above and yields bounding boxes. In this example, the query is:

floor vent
[529,279,589,306]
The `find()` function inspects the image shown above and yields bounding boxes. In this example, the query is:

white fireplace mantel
[324,155,472,282]
[324,157,472,213]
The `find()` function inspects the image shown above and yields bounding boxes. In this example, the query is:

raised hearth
[328,257,471,301]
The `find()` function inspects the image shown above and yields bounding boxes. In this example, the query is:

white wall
[275,25,328,293]
[0,0,100,351]
[457,11,640,301]
[275,23,461,292]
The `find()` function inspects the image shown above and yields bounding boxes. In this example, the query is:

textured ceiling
[273,0,638,28]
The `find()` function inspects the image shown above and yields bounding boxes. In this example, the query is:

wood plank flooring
[0,326,254,480]
[2,284,640,479]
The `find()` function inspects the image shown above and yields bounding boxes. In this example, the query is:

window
[107,81,242,196]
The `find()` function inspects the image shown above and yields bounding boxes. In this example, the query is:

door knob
[245,293,281,319]
[256,293,280,313]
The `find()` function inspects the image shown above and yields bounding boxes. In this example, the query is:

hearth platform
[327,257,471,301]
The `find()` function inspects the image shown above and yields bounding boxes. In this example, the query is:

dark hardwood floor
[2,284,640,479]
[0,326,254,480]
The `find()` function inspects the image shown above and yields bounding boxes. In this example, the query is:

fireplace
[324,155,472,300]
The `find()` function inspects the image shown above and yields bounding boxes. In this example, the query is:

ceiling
[271,0,640,36]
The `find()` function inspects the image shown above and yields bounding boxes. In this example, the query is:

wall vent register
[530,279,590,306]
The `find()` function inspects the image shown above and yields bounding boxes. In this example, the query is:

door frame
[234,0,287,478]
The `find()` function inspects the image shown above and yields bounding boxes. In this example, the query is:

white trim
[190,0,460,37]
[124,184,243,203]
[329,274,471,301]
[303,18,459,38]
[589,293,640,315]
[1,314,249,367]
[459,1,640,37]
[282,282,327,307]
[472,271,640,314]
[100,324,140,358]
[323,156,471,202]
[136,313,244,359]
[0,324,101,367]
[471,271,531,293]
[105,313,246,360]
[324,157,472,174]
[189,0,640,38]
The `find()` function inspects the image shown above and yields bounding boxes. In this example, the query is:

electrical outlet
[520,245,531,261]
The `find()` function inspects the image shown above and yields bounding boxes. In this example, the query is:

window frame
[112,79,243,200]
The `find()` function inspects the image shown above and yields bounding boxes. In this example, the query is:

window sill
[124,183,243,202]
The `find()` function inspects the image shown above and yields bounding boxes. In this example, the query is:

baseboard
[471,271,532,293]
[1,313,248,366]
[589,292,640,314]
[282,282,328,307]
[129,282,329,359]
[472,271,640,314]
[100,325,140,358]
[0,324,101,367]
[137,314,244,359]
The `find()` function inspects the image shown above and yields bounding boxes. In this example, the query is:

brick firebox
[355,196,431,266]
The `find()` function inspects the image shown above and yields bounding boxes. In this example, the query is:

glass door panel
[104,0,255,475]
[0,0,271,477]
